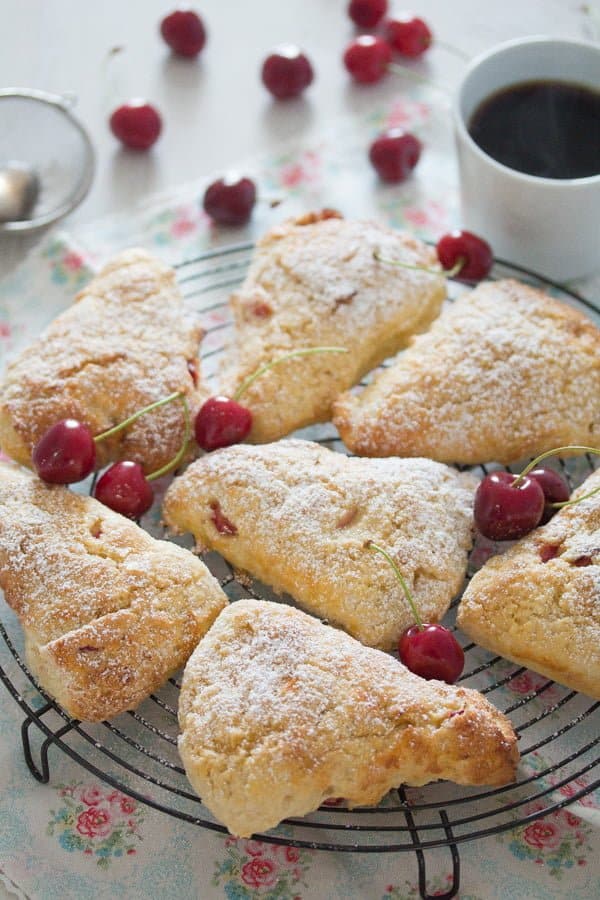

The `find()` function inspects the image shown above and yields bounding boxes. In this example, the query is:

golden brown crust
[457,468,600,699]
[163,439,475,649]
[333,279,600,465]
[219,213,446,442]
[0,249,206,474]
[178,599,519,837]
[0,464,228,721]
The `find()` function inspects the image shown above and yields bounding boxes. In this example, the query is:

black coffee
[468,79,600,179]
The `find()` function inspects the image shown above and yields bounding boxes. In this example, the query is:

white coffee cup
[454,36,600,281]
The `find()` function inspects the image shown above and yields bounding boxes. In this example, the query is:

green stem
[512,445,600,488]
[233,347,349,401]
[552,482,600,509]
[373,250,463,279]
[94,391,182,443]
[387,62,450,97]
[367,541,423,630]
[147,395,191,482]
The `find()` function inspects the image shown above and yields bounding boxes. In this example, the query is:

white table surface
[0,3,596,898]
[0,0,592,278]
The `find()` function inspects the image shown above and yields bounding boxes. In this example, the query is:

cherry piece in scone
[436,230,493,282]
[194,396,252,452]
[202,176,257,226]
[94,461,154,519]
[369,129,422,182]
[262,46,314,99]
[160,9,206,57]
[529,467,570,524]
[109,102,162,150]
[343,35,392,84]
[33,419,96,484]
[399,624,464,684]
[384,16,432,58]
[348,0,388,29]
[474,471,545,541]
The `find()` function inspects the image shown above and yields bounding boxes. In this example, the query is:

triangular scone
[0,249,206,474]
[163,439,474,649]
[0,464,228,721]
[178,599,519,837]
[219,210,446,442]
[458,468,600,698]
[334,279,600,465]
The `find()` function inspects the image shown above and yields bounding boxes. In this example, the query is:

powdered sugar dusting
[0,463,227,720]
[334,279,600,464]
[458,468,600,696]
[219,213,446,442]
[164,439,475,648]
[0,249,207,474]
[178,598,518,837]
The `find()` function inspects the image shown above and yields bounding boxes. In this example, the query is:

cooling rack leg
[414,830,460,899]
[398,789,460,900]
[21,711,77,783]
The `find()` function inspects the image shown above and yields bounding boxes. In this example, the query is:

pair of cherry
[376,446,600,684]
[30,348,347,518]
[32,391,191,520]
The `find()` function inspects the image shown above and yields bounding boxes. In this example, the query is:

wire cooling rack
[1,243,599,900]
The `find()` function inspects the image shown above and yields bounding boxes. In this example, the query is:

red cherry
[384,16,432,58]
[436,230,493,281]
[343,35,392,84]
[399,624,464,683]
[262,46,314,99]
[474,471,545,541]
[202,176,256,227]
[32,419,96,484]
[529,467,570,524]
[109,102,162,150]
[160,9,206,57]
[94,461,154,519]
[348,0,388,29]
[369,129,422,182]
[194,396,252,451]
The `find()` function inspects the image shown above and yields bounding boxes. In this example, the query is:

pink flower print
[244,839,266,857]
[58,785,76,798]
[285,845,300,863]
[0,322,10,339]
[523,819,561,850]
[63,251,84,272]
[80,786,103,806]
[241,856,278,889]
[127,848,137,855]
[120,796,136,815]
[565,811,581,828]
[76,807,112,839]
[171,216,197,238]
[385,99,430,130]
[280,163,304,187]
[557,777,598,808]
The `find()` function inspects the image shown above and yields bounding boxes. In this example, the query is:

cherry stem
[233,347,349,401]
[434,39,471,63]
[551,482,600,509]
[387,62,450,97]
[511,445,600,488]
[367,541,423,630]
[94,391,182,443]
[147,395,191,482]
[374,249,463,279]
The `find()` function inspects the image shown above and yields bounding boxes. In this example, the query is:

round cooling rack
[1,244,599,900]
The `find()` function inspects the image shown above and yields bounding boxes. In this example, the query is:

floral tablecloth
[1,82,599,900]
